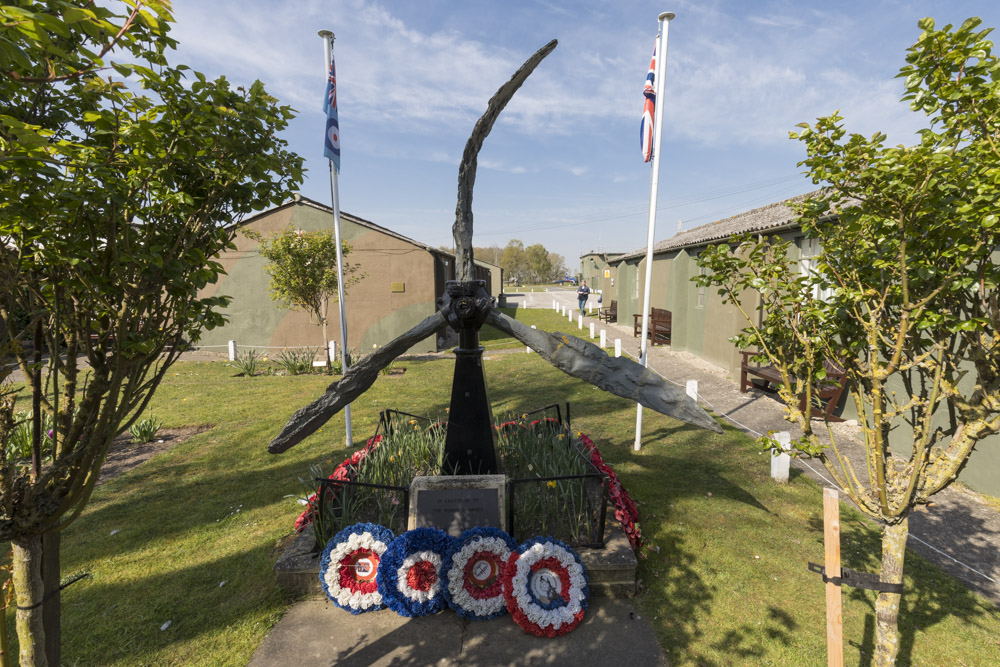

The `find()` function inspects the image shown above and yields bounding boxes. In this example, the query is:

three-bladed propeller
[267,38,721,456]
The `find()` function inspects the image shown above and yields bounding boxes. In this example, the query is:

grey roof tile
[618,190,824,261]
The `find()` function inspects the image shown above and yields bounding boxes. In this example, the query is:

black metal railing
[312,404,607,549]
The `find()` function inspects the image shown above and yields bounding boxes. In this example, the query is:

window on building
[797,237,833,301]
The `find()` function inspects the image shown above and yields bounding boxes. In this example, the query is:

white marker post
[771,431,791,483]
[635,11,675,452]
[589,322,595,339]
[228,340,237,362]
[600,329,607,348]
[577,315,583,329]
[614,339,622,358]
[686,379,698,402]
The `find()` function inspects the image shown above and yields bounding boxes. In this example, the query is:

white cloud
[166,0,934,156]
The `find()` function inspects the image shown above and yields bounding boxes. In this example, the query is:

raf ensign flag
[640,40,657,163]
[323,55,341,172]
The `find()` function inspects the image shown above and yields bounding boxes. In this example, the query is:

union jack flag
[640,39,657,162]
[323,55,341,172]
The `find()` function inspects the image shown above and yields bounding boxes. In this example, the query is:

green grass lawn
[480,306,610,351]
[8,309,1000,665]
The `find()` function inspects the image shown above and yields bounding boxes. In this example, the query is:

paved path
[508,288,1000,606]
[250,598,665,667]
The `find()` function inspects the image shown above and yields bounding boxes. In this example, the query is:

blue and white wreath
[441,526,518,620]
[319,522,394,614]
[501,536,589,637]
[377,527,454,617]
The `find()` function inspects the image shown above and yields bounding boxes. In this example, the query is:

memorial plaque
[409,474,506,536]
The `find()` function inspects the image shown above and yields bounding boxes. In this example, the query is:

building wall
[197,201,443,354]
[474,259,503,297]
[644,232,1000,496]
[579,254,618,297]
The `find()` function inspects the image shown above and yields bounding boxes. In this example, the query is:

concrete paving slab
[249,597,665,667]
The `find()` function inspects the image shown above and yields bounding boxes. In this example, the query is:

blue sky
[167,0,1000,267]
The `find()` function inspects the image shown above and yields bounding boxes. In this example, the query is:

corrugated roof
[617,190,823,261]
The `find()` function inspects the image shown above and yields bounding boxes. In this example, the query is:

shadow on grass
[837,513,1000,666]
[62,451,334,568]
[61,540,288,664]
[709,605,798,661]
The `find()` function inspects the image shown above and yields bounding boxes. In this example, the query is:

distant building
[197,195,490,354]
[578,252,623,296]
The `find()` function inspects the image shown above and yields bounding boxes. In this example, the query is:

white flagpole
[635,11,674,452]
[320,30,353,448]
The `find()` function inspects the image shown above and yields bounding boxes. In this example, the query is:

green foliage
[0,1,303,658]
[276,347,317,375]
[496,418,597,544]
[244,225,362,326]
[4,409,53,462]
[128,414,161,443]
[500,238,564,283]
[697,16,1000,664]
[228,349,263,377]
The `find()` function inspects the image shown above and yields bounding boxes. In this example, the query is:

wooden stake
[823,487,843,667]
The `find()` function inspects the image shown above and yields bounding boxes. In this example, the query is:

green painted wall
[645,233,1000,496]
[196,200,449,355]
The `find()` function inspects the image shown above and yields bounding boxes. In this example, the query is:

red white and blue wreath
[441,527,518,620]
[319,522,394,614]
[377,527,455,617]
[502,536,589,637]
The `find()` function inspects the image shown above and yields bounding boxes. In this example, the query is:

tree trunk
[321,319,331,372]
[41,532,60,666]
[874,517,908,666]
[12,536,47,667]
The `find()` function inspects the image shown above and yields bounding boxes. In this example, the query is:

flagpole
[320,29,353,448]
[635,11,674,452]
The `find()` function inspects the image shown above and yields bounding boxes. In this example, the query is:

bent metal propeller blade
[485,310,722,434]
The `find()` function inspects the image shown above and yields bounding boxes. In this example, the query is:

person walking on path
[577,280,591,316]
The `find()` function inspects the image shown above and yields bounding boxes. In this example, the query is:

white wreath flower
[446,536,510,617]
[323,532,389,611]
[510,541,586,630]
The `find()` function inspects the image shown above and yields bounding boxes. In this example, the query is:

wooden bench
[598,299,617,323]
[633,308,671,346]
[740,350,848,421]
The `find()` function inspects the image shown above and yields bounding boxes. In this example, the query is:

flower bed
[294,407,641,552]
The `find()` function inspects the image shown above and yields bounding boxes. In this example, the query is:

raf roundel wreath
[377,527,455,617]
[441,527,518,620]
[319,522,394,614]
[502,536,589,637]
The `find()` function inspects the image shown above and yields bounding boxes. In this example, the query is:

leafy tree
[548,252,567,282]
[501,239,526,284]
[696,17,1000,666]
[244,226,362,368]
[0,1,303,663]
[473,244,503,266]
[524,243,552,284]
